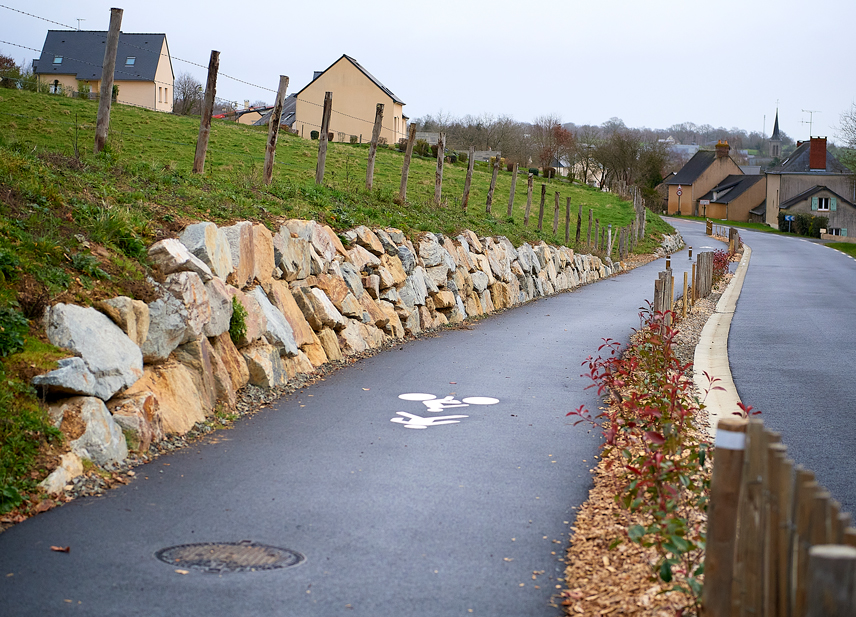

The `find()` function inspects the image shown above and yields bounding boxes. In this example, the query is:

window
[158,87,162,103]
[812,196,837,211]
[53,55,62,64]
[164,87,168,104]
[818,197,830,211]
[125,57,135,66]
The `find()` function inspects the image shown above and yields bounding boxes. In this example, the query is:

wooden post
[565,197,571,245]
[594,219,600,251]
[765,442,789,617]
[192,50,220,174]
[398,123,417,202]
[462,145,475,211]
[315,91,333,185]
[607,224,613,258]
[434,132,446,205]
[552,191,560,235]
[524,174,533,226]
[93,7,123,154]
[587,209,593,248]
[691,263,697,302]
[507,162,518,217]
[575,203,582,245]
[537,184,546,231]
[682,271,688,319]
[703,418,748,617]
[845,528,856,549]
[653,277,664,316]
[733,420,768,617]
[805,545,856,617]
[365,102,384,190]
[263,75,289,185]
[810,491,833,547]
[486,152,501,213]
[794,470,818,617]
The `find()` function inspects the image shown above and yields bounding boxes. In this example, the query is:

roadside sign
[785,215,795,221]
[699,199,710,206]
[676,186,683,197]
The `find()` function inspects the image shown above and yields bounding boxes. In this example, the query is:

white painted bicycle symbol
[391,393,500,429]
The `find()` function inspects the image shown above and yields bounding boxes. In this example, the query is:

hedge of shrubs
[778,212,828,238]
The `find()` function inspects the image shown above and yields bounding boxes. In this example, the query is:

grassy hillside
[0,87,675,512]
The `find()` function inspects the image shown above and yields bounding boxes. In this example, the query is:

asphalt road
[716,227,856,514]
[0,238,701,617]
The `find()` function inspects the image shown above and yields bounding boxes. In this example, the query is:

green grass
[827,242,856,258]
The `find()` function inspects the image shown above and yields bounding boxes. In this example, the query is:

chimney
[244,99,250,110]
[715,140,730,159]
[809,137,827,170]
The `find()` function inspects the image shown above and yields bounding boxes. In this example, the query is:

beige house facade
[698,174,766,221]
[666,142,743,216]
[765,138,855,227]
[293,55,407,145]
[33,31,173,112]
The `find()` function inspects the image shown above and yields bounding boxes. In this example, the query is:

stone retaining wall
[34,219,683,493]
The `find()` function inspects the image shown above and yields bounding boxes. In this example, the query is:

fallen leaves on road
[50,546,70,553]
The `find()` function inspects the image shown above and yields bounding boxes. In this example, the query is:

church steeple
[769,109,782,158]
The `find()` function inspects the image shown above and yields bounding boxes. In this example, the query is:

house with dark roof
[665,141,743,216]
[33,30,173,112]
[765,137,855,231]
[292,55,407,145]
[252,94,297,129]
[697,174,766,222]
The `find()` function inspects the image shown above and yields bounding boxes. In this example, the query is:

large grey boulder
[203,277,233,338]
[249,287,299,357]
[221,221,254,289]
[140,292,190,363]
[273,228,312,282]
[32,304,143,401]
[397,245,417,274]
[53,397,128,467]
[179,222,234,280]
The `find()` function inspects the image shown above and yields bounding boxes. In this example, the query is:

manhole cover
[155,541,305,573]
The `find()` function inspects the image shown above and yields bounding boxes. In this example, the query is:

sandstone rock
[148,238,213,283]
[249,287,299,357]
[210,332,250,392]
[225,287,267,347]
[380,286,403,308]
[457,230,484,254]
[496,236,519,262]
[358,293,389,328]
[107,391,163,452]
[360,322,386,348]
[339,293,363,319]
[418,305,447,330]
[490,281,512,309]
[282,351,315,379]
[250,224,276,287]
[449,268,474,299]
[485,238,513,282]
[293,287,348,331]
[241,340,288,389]
[307,243,327,275]
[384,227,406,244]
[353,225,385,255]
[179,222,234,280]
[431,290,456,309]
[399,269,428,310]
[377,300,404,338]
[273,229,312,282]
[121,362,208,435]
[376,267,395,290]
[94,296,150,347]
[222,221,255,289]
[164,271,211,342]
[465,291,484,316]
[262,280,315,348]
[173,337,227,413]
[347,244,381,271]
[402,307,421,336]
[60,396,129,467]
[337,320,370,355]
[301,330,329,367]
[40,452,84,495]
[471,270,491,293]
[472,253,496,286]
[418,233,456,272]
[363,274,381,299]
[285,219,346,263]
[425,264,450,289]
[307,272,351,308]
[379,254,407,286]
[516,243,539,274]
[317,327,343,362]
[33,304,143,401]
[203,277,233,338]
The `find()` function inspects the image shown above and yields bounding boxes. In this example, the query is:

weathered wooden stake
[263,75,289,185]
[434,132,446,205]
[507,162,518,218]
[805,545,856,617]
[193,50,220,174]
[94,7,123,154]
[398,123,417,202]
[794,470,819,617]
[575,203,582,245]
[594,219,600,251]
[564,197,571,245]
[682,271,688,319]
[552,192,559,235]
[315,91,333,185]
[365,102,384,190]
[733,420,767,616]
[521,174,533,226]
[703,418,748,617]
[537,184,546,231]
[587,209,593,248]
[486,152,501,213]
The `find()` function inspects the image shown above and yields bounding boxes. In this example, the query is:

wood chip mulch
[560,252,740,616]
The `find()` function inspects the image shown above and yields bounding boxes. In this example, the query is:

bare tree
[173,71,203,115]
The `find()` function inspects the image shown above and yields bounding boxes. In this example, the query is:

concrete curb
[693,243,752,437]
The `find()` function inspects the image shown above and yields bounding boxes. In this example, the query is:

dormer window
[53,55,63,64]
[125,57,135,66]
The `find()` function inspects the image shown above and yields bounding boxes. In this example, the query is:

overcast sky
[2,0,854,142]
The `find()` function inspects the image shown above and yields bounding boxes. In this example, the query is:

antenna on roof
[76,18,85,30]
[801,109,820,138]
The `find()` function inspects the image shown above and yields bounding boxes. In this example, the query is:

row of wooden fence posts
[704,417,856,617]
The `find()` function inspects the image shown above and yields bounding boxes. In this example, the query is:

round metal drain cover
[156,541,304,573]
